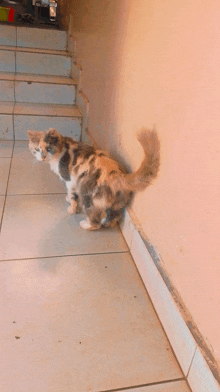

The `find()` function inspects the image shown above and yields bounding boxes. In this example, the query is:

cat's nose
[41,152,46,159]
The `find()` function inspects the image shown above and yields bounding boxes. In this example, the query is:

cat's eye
[46,147,53,152]
[35,148,40,152]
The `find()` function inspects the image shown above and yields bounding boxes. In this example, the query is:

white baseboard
[120,209,220,392]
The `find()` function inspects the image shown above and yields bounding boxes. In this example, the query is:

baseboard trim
[120,209,220,392]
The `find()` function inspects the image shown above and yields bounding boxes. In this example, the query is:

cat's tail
[120,129,160,192]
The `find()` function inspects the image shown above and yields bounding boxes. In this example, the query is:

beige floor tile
[7,142,65,195]
[0,253,182,392]
[0,158,10,195]
[125,380,190,391]
[0,141,13,157]
[0,194,128,260]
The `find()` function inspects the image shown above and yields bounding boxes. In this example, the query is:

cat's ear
[44,128,60,145]
[28,130,40,143]
[47,128,59,137]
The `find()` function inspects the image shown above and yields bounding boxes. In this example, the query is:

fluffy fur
[28,128,160,230]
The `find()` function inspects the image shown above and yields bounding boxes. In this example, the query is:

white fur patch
[49,159,59,175]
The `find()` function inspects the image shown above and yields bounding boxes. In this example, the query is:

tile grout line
[13,113,82,118]
[15,25,17,48]
[98,377,186,392]
[0,140,15,234]
[13,25,17,139]
[0,250,130,263]
[186,346,197,379]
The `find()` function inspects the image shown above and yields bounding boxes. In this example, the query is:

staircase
[0,24,83,141]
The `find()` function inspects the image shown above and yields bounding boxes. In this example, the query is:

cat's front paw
[66,195,71,203]
[80,219,101,230]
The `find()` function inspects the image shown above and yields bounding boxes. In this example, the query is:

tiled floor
[0,140,191,392]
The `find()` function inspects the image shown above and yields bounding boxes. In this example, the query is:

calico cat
[28,128,160,230]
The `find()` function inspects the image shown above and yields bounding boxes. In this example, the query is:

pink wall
[70,0,220,365]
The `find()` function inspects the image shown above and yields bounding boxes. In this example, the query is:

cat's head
[28,128,62,161]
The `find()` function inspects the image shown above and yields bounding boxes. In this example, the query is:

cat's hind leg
[67,199,78,214]
[101,208,124,228]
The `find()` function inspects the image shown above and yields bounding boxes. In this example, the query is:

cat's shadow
[38,212,119,273]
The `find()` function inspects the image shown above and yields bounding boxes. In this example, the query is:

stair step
[0,103,82,141]
[0,25,16,47]
[0,46,71,76]
[0,73,76,105]
[0,25,67,51]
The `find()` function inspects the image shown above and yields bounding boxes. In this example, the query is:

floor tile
[17,27,67,51]
[0,141,13,157]
[7,142,65,195]
[125,380,191,391]
[14,115,81,140]
[0,194,128,260]
[0,114,14,140]
[0,158,10,195]
[16,51,71,76]
[0,253,182,392]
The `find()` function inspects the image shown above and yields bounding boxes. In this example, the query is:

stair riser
[17,52,71,76]
[0,114,81,140]
[0,80,76,105]
[0,50,71,76]
[16,82,75,105]
[0,80,14,102]
[0,25,67,51]
[17,28,67,51]
[0,25,16,47]
[15,115,81,140]
[0,50,15,73]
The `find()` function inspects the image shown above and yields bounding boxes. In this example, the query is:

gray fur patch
[59,150,71,181]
